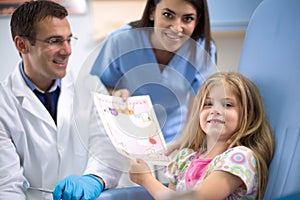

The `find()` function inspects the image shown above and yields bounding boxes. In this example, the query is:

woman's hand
[110,88,130,101]
[128,158,153,186]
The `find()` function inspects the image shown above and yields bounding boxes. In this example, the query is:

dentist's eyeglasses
[36,36,78,49]
[24,35,78,49]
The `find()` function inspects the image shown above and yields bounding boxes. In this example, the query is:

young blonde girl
[129,72,275,200]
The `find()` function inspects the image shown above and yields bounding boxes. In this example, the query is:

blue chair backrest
[238,0,300,199]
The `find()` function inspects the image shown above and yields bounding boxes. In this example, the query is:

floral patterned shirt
[165,146,258,199]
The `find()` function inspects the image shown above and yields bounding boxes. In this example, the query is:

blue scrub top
[91,25,216,142]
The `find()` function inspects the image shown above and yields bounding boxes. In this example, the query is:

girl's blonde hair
[176,72,274,199]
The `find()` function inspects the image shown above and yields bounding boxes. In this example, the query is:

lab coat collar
[11,64,57,130]
[19,62,62,93]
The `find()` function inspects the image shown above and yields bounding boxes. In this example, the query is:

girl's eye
[204,102,213,107]
[224,103,233,108]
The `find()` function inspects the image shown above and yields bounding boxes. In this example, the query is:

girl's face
[200,82,241,142]
[150,0,198,52]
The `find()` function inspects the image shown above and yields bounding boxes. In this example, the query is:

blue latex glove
[53,174,104,200]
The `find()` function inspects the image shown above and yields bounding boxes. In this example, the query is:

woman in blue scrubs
[91,0,217,143]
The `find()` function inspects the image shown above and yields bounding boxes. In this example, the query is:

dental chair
[97,0,300,199]
[238,0,300,199]
[98,186,154,200]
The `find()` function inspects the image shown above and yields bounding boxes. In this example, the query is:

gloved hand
[52,174,104,200]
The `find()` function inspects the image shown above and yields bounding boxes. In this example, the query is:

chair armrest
[97,186,154,200]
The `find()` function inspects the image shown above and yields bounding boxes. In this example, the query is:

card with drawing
[93,93,171,166]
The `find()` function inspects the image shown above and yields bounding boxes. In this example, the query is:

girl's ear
[14,36,29,54]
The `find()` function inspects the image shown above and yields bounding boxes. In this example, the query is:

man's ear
[14,36,29,54]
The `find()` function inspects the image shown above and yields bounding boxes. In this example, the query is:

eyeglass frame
[21,35,78,49]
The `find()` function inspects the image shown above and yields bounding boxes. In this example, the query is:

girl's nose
[210,105,222,115]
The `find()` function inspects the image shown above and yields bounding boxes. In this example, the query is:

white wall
[212,31,245,72]
[0,17,20,80]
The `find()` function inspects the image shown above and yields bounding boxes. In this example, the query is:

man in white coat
[0,1,126,199]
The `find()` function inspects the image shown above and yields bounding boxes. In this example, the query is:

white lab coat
[0,64,128,199]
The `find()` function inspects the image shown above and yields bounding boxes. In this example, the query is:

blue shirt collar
[19,62,61,93]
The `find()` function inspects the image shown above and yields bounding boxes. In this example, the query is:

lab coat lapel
[11,66,57,130]
[56,71,74,128]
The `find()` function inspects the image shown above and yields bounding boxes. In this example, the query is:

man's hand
[52,174,104,200]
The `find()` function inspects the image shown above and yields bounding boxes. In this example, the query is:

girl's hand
[128,158,153,186]
[164,142,180,157]
[129,159,175,199]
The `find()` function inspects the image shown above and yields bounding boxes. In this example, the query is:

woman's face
[199,82,241,142]
[150,0,198,52]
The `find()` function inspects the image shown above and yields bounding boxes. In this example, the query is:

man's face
[23,16,73,90]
